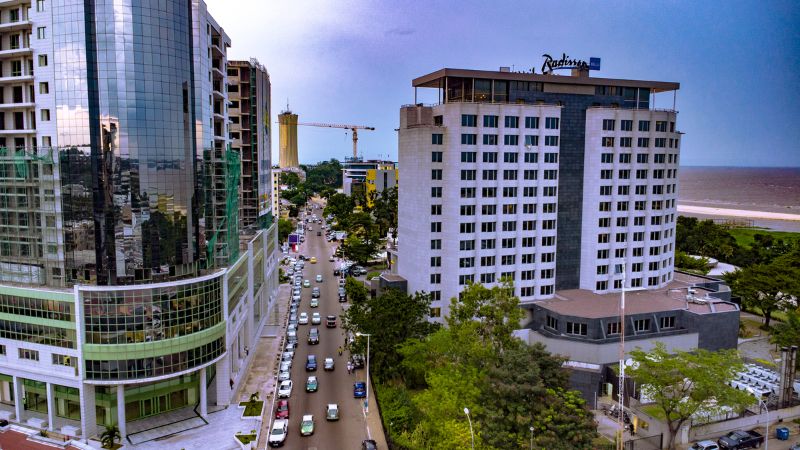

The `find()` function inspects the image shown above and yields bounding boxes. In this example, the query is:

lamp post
[529,426,534,450]
[463,407,475,450]
[356,332,371,414]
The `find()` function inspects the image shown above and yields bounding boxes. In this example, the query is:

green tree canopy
[277,218,293,243]
[628,343,754,450]
[725,250,800,328]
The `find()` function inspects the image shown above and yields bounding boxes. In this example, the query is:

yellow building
[365,166,399,208]
[278,110,299,168]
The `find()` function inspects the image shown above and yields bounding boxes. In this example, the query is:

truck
[717,430,764,449]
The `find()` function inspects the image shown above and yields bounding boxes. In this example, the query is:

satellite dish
[624,358,634,367]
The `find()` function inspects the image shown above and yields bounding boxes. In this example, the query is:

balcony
[0,19,31,33]
[0,46,31,58]
[0,101,34,109]
[0,128,36,134]
[0,74,32,84]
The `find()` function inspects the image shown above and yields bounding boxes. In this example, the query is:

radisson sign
[540,53,601,74]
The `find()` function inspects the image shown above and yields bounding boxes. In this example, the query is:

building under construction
[278,109,299,168]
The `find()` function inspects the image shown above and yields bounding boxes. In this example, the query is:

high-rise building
[0,0,279,443]
[278,109,299,168]
[398,66,680,320]
[227,59,272,231]
[342,157,397,205]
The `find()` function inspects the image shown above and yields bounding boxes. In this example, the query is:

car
[287,323,297,333]
[317,231,322,236]
[280,360,291,372]
[298,312,308,324]
[308,327,320,344]
[300,414,315,436]
[311,287,320,298]
[353,381,366,398]
[293,279,301,287]
[717,430,764,449]
[292,287,301,295]
[292,293,301,302]
[324,357,335,371]
[361,440,378,450]
[333,268,341,276]
[338,278,346,286]
[286,330,297,344]
[303,280,311,288]
[268,419,288,447]
[306,375,318,392]
[789,443,800,450]
[310,257,317,264]
[289,305,298,315]
[278,370,290,381]
[690,441,719,450]
[351,354,365,369]
[311,312,321,325]
[286,269,294,277]
[278,380,293,398]
[275,399,290,419]
[329,256,335,262]
[316,274,323,282]
[326,403,339,421]
[306,355,317,371]
[308,226,313,231]
[310,298,319,308]
[326,315,337,328]
[281,351,293,362]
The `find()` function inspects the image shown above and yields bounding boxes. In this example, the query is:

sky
[206,0,800,168]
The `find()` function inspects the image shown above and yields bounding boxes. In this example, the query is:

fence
[624,434,662,450]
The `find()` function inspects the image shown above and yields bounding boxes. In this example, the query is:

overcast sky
[206,0,800,167]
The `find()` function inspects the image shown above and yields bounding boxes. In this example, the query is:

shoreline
[676,205,800,222]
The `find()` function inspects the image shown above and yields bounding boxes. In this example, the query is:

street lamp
[529,426,534,450]
[463,407,475,450]
[746,388,769,450]
[355,332,371,414]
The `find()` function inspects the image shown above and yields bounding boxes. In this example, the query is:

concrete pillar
[215,355,231,406]
[199,367,208,418]
[46,382,55,431]
[79,383,97,442]
[116,386,126,442]
[11,376,23,423]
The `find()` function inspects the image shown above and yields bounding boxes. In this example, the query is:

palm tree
[100,424,121,449]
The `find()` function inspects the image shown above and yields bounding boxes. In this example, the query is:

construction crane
[296,122,375,159]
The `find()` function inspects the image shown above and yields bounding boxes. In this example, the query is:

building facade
[278,109,299,168]
[227,59,272,231]
[397,67,680,319]
[342,157,397,204]
[0,0,279,443]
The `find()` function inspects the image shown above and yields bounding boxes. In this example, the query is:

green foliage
[728,228,800,248]
[339,212,383,264]
[725,249,800,328]
[343,276,369,307]
[628,343,754,450]
[447,281,524,355]
[771,309,800,366]
[279,171,300,188]
[371,186,398,240]
[324,193,354,227]
[674,251,711,274]
[375,382,421,442]
[303,159,342,193]
[277,219,293,243]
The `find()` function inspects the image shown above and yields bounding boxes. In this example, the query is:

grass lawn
[640,404,666,421]
[238,400,264,417]
[727,228,800,248]
[745,306,789,324]
[235,433,257,445]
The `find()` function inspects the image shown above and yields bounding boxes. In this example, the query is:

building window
[524,135,538,146]
[634,319,650,332]
[38,54,48,67]
[430,307,441,318]
[525,117,539,129]
[620,120,633,131]
[566,322,587,336]
[432,151,443,162]
[504,116,519,128]
[458,274,474,285]
[480,273,496,284]
[19,348,39,361]
[40,109,50,121]
[461,114,477,127]
[606,322,620,335]
[460,169,476,181]
[483,115,498,127]
[430,291,441,301]
[546,315,558,330]
[483,134,498,145]
[637,138,650,148]
[602,137,614,147]
[431,204,442,215]
[36,0,46,12]
[461,134,477,145]
[461,151,477,162]
[431,134,443,145]
[602,119,616,131]
[655,121,667,132]
[430,239,441,250]
[524,152,538,163]
[52,354,74,367]
[0,344,5,355]
[545,117,560,129]
[638,120,650,132]
[430,222,441,232]
[37,27,47,39]
[431,187,442,198]
[503,135,519,146]
[483,151,497,162]
[503,152,518,163]
[544,136,559,146]
[430,256,441,267]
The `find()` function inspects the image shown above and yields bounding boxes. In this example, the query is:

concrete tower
[279,108,299,168]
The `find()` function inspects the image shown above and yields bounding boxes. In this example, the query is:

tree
[277,219,293,243]
[448,280,524,355]
[372,186,398,242]
[725,254,800,328]
[771,308,800,366]
[628,343,754,450]
[674,251,710,275]
[342,288,435,380]
[340,234,380,265]
[323,193,353,227]
[100,424,121,449]
[279,171,300,188]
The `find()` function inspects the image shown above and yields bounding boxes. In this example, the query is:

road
[271,204,379,449]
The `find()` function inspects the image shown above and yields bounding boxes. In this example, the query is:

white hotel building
[398,67,681,320]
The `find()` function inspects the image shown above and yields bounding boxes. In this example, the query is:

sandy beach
[677,205,800,222]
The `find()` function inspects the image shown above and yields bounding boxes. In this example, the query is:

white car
[298,312,309,324]
[278,370,290,381]
[281,351,293,362]
[311,312,321,325]
[268,419,288,447]
[280,361,291,372]
[316,275,323,282]
[278,380,293,398]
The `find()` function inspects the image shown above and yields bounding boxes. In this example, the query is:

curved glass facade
[81,273,224,381]
[55,0,201,285]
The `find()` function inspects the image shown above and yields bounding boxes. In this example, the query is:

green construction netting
[206,147,240,266]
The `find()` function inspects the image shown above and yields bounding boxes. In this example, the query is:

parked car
[287,330,297,344]
[300,414,315,436]
[275,400,290,419]
[690,441,719,450]
[324,357,335,371]
[281,351,293,362]
[326,403,339,421]
[717,430,764,449]
[306,376,318,392]
[299,312,309,324]
[353,381,366,398]
[278,370,290,382]
[268,419,288,447]
[361,440,378,450]
[278,380,293,398]
[306,355,317,371]
[280,361,291,373]
[308,327,320,344]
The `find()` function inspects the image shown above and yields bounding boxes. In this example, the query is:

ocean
[677,166,800,232]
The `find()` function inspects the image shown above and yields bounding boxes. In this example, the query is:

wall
[688,405,800,444]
